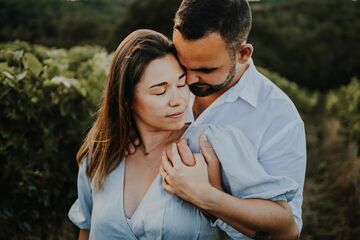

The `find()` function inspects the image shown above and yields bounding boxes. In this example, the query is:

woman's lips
[167,111,185,118]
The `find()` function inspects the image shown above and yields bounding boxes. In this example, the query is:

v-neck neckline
[120,124,193,223]
[121,158,161,221]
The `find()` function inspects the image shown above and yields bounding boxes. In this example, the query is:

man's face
[173,30,237,97]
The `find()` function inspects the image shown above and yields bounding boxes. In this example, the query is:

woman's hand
[198,134,223,191]
[175,135,223,191]
[159,134,223,205]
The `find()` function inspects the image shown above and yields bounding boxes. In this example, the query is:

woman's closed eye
[177,83,186,88]
[154,87,166,96]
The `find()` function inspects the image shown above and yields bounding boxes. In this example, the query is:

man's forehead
[173,30,227,67]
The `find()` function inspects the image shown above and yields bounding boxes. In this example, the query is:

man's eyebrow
[179,62,218,73]
[149,82,167,88]
[191,67,218,73]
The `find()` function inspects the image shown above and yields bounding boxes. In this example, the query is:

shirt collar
[221,58,259,108]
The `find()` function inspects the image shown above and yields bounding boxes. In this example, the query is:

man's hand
[124,127,140,156]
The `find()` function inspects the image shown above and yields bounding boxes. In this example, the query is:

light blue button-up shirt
[185,59,307,239]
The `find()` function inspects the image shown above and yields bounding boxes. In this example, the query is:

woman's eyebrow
[149,82,167,89]
[178,72,186,80]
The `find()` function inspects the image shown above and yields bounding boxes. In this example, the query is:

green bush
[0,41,359,239]
[326,78,360,148]
[260,68,360,239]
[0,41,109,239]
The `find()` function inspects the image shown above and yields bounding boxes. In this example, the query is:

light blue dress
[68,124,299,239]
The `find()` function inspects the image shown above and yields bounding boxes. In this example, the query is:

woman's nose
[169,89,182,107]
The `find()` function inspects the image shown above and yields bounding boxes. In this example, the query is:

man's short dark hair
[174,0,252,52]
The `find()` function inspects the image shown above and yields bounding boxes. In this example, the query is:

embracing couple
[68,0,306,239]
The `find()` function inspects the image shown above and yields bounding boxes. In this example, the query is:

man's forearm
[197,187,298,239]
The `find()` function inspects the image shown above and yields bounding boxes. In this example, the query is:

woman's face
[133,54,189,132]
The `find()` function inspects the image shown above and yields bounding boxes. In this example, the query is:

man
[159,0,306,239]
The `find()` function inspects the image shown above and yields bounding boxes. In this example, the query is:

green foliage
[0,0,128,49]
[250,0,360,90]
[1,40,359,239]
[1,0,359,90]
[109,0,180,50]
[326,78,360,148]
[0,41,110,239]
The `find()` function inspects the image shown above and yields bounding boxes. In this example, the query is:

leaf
[17,71,27,81]
[23,53,43,77]
[2,71,15,80]
[13,50,24,61]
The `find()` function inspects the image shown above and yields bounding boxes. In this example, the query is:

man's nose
[186,71,200,85]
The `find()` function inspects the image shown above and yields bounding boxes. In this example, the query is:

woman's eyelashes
[153,83,187,96]
[154,89,166,96]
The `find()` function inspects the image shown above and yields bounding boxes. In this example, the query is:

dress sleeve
[68,158,93,230]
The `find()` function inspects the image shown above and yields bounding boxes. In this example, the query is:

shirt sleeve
[185,123,302,240]
[198,124,299,201]
[68,158,93,230]
[258,120,306,233]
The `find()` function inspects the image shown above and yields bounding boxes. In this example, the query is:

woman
[68,29,298,239]
[69,29,223,240]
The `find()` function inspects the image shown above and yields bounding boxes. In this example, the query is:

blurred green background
[0,0,359,239]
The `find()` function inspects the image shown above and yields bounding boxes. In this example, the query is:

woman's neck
[137,127,185,155]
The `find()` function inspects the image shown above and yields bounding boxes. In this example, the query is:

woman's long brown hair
[76,29,175,190]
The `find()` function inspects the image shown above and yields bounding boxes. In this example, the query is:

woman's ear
[236,43,253,64]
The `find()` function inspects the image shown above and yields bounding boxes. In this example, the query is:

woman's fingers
[177,138,195,166]
[199,134,223,191]
[193,153,207,168]
[199,134,218,165]
[166,143,184,169]
[162,151,174,175]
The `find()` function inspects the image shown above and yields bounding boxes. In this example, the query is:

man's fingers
[199,134,218,165]
[132,137,140,146]
[126,142,136,154]
[129,126,141,147]
[177,138,195,166]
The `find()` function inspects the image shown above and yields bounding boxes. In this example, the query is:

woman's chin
[163,119,186,131]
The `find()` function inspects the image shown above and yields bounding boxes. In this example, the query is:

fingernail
[201,134,207,141]
[134,138,140,146]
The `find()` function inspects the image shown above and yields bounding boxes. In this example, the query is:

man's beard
[189,62,236,97]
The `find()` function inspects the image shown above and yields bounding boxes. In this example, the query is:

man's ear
[236,43,253,64]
